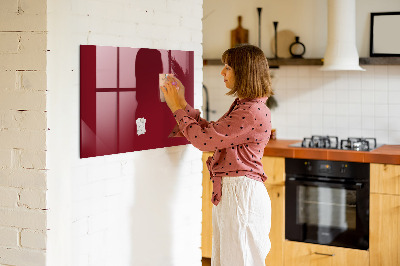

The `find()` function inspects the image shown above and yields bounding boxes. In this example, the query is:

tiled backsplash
[203,65,400,144]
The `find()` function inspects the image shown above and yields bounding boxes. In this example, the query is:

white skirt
[212,176,271,266]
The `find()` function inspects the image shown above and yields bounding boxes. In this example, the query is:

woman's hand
[161,76,186,113]
[174,77,187,108]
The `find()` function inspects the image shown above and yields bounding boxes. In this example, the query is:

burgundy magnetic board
[80,45,194,158]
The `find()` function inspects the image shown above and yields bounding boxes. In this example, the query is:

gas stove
[289,135,381,151]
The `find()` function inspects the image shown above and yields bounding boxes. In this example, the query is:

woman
[161,44,273,266]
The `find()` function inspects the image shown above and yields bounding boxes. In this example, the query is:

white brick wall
[0,0,46,32]
[0,227,19,247]
[0,187,19,208]
[0,208,46,230]
[0,169,47,189]
[0,247,46,266]
[21,229,47,250]
[46,1,203,266]
[0,0,48,265]
[3,0,203,264]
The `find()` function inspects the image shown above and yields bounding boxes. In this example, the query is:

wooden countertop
[263,139,400,165]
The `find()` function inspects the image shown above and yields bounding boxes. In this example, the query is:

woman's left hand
[161,76,185,113]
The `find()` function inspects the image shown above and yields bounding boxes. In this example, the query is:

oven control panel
[286,158,369,180]
[318,162,332,173]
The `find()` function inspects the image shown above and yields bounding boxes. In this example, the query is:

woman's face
[220,64,235,89]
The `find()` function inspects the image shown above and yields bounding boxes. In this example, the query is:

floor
[202,257,211,266]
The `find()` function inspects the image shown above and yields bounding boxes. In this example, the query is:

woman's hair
[221,44,273,99]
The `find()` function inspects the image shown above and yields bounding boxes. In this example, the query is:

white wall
[0,0,48,265]
[204,0,326,59]
[204,64,400,145]
[203,0,400,145]
[203,0,400,58]
[46,0,203,266]
[271,65,400,144]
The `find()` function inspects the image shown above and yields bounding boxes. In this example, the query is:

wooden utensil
[231,16,249,48]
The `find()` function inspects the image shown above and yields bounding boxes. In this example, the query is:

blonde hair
[221,44,273,99]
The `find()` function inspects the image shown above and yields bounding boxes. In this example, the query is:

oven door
[285,177,369,250]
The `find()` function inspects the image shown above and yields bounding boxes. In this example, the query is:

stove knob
[340,164,347,174]
[305,162,312,171]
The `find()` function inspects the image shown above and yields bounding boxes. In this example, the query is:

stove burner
[295,136,379,151]
[340,137,377,151]
[301,135,339,149]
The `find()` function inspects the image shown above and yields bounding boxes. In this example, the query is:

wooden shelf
[203,57,400,67]
[268,58,322,67]
[203,58,323,67]
[202,59,223,66]
[359,57,400,65]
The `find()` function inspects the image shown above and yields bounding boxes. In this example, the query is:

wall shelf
[268,58,323,67]
[203,57,400,67]
[359,57,400,65]
[203,58,323,67]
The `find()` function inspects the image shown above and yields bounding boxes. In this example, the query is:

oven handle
[286,177,364,189]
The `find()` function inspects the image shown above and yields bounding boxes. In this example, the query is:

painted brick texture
[2,0,203,265]
[0,0,47,32]
[46,0,203,266]
[0,227,19,247]
[0,0,47,265]
[21,229,47,250]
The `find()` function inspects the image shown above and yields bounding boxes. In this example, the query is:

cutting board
[231,16,249,48]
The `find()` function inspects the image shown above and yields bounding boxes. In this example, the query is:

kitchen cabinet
[370,193,400,266]
[201,154,286,266]
[264,184,284,265]
[201,152,213,258]
[261,156,285,186]
[202,156,400,265]
[370,163,400,195]
[260,141,400,266]
[370,163,400,266]
[284,241,369,266]
[261,156,285,266]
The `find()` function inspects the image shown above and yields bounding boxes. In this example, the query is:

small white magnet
[136,117,147,136]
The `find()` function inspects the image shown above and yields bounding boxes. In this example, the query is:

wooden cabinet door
[370,163,400,195]
[201,152,213,258]
[284,241,369,266]
[262,156,285,186]
[262,157,285,265]
[370,193,400,266]
[264,184,284,266]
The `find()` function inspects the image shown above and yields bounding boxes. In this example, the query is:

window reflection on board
[80,45,194,158]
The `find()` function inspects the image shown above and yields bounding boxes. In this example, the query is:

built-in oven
[285,158,369,250]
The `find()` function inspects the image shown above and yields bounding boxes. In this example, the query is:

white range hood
[320,0,365,71]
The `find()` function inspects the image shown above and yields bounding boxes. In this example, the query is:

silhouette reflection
[80,45,194,158]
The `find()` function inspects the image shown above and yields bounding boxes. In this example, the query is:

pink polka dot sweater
[170,97,272,206]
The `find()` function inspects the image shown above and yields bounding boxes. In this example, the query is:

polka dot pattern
[170,97,272,206]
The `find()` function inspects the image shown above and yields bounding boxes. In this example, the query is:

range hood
[320,0,365,71]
